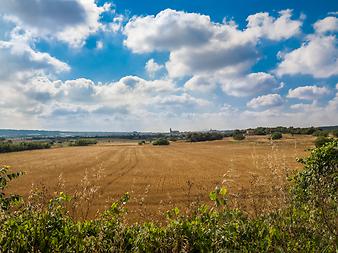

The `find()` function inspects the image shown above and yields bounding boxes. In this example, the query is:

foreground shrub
[314,136,332,147]
[332,129,338,137]
[152,138,170,145]
[0,166,23,210]
[0,141,337,252]
[270,132,282,140]
[291,140,337,243]
[0,141,51,153]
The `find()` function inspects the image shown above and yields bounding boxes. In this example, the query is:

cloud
[0,0,111,47]
[124,9,301,97]
[1,73,337,131]
[247,94,283,109]
[123,9,214,53]
[314,16,338,34]
[145,59,164,78]
[165,42,258,78]
[184,75,217,92]
[10,74,206,122]
[124,9,301,53]
[287,85,330,100]
[96,41,104,49]
[220,72,281,97]
[0,34,70,81]
[327,90,338,111]
[245,9,302,41]
[153,93,209,107]
[184,71,281,97]
[276,34,338,78]
[290,103,318,111]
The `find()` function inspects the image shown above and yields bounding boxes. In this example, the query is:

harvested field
[1,135,315,222]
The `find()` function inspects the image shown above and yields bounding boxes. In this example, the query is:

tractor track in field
[105,148,139,187]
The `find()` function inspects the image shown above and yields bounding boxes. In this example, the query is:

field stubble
[1,135,314,222]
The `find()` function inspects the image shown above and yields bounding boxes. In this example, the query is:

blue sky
[0,0,337,131]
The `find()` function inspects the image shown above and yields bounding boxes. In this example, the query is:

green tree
[232,130,245,140]
[271,132,282,140]
[313,130,329,137]
[152,138,170,145]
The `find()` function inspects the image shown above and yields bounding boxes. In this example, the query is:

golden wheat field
[1,135,315,222]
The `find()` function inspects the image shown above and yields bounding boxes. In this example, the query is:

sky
[0,0,337,132]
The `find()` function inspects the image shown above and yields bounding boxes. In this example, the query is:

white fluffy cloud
[0,32,70,81]
[247,94,283,109]
[124,9,301,53]
[184,71,282,96]
[245,9,302,41]
[220,72,281,97]
[0,0,111,47]
[123,9,215,53]
[184,75,217,92]
[124,9,301,97]
[165,41,258,78]
[314,16,338,34]
[13,75,207,119]
[1,73,337,131]
[145,59,164,78]
[276,35,338,78]
[287,85,330,100]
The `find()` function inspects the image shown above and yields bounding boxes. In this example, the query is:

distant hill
[318,125,338,131]
[0,125,337,139]
[0,129,134,138]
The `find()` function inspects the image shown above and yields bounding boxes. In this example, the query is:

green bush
[253,127,268,135]
[232,133,245,140]
[138,140,146,145]
[291,140,337,243]
[0,165,23,210]
[152,138,170,145]
[332,129,338,137]
[71,139,97,146]
[312,130,329,137]
[270,132,282,140]
[314,136,332,147]
[185,132,223,142]
[0,141,51,153]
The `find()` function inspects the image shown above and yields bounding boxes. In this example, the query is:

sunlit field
[2,135,314,222]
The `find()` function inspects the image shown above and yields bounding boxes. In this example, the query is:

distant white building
[246,129,255,135]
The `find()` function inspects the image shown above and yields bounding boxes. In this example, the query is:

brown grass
[1,135,314,222]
